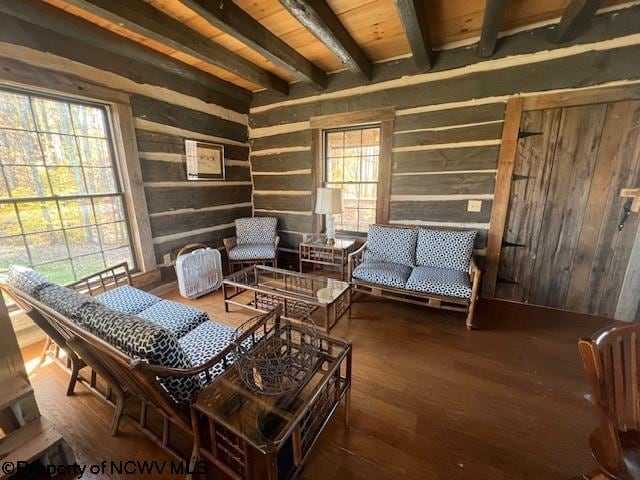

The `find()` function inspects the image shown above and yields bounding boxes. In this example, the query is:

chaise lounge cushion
[364,225,417,267]
[74,301,202,404]
[179,321,236,383]
[138,300,209,338]
[235,217,277,245]
[95,285,162,315]
[38,284,99,321]
[228,244,277,261]
[6,265,51,297]
[405,266,472,299]
[352,261,412,289]
[416,228,476,271]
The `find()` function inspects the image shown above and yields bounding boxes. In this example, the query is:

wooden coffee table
[190,323,352,480]
[222,265,351,333]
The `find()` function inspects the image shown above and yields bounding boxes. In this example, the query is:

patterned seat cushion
[75,302,202,404]
[235,217,277,245]
[6,265,51,297]
[405,266,472,299]
[416,228,477,271]
[228,244,277,261]
[138,300,209,338]
[96,285,161,315]
[352,261,412,289]
[38,284,99,321]
[179,321,236,384]
[364,225,417,267]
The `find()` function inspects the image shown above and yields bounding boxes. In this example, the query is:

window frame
[0,67,156,279]
[311,107,394,237]
[0,86,137,281]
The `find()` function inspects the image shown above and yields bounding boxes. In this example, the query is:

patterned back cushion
[416,228,477,271]
[38,284,99,322]
[235,217,277,245]
[6,265,50,297]
[75,302,202,404]
[364,225,417,267]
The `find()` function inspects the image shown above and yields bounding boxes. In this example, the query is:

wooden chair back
[579,323,640,477]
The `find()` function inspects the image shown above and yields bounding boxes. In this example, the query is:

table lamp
[315,187,342,244]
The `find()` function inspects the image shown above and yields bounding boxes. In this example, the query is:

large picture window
[324,126,381,233]
[0,88,134,284]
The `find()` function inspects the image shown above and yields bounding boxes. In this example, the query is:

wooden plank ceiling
[41,0,630,95]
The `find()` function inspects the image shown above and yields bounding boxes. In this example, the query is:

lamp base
[325,214,336,245]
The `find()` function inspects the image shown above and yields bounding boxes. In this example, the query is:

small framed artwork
[185,139,225,181]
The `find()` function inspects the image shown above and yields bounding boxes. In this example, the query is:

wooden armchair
[579,323,640,480]
[224,216,280,273]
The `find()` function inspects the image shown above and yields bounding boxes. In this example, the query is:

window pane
[48,166,86,195]
[93,196,125,224]
[0,236,29,271]
[72,253,106,279]
[26,230,68,264]
[0,130,43,165]
[0,204,20,237]
[59,199,95,227]
[66,226,101,256]
[32,97,74,134]
[4,166,51,197]
[70,104,107,137]
[36,260,74,285]
[362,128,380,146]
[343,156,359,182]
[77,137,111,166]
[327,157,342,182]
[0,175,8,199]
[344,130,361,147]
[17,201,62,233]
[83,167,117,193]
[40,133,81,166]
[359,209,376,230]
[361,156,378,182]
[99,221,128,250]
[104,246,133,269]
[359,183,377,206]
[0,92,35,130]
[341,184,359,210]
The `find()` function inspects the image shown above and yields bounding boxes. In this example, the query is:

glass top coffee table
[222,265,351,332]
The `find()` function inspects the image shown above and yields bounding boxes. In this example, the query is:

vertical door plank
[528,103,608,308]
[597,100,640,316]
[496,109,561,301]
[564,101,631,311]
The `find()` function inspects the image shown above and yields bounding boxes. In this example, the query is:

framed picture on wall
[185,139,225,180]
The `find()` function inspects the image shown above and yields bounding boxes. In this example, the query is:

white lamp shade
[315,188,343,214]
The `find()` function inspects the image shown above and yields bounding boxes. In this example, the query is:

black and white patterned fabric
[38,284,99,322]
[6,265,51,297]
[235,217,277,245]
[405,266,472,299]
[95,285,162,315]
[178,321,236,384]
[364,225,417,267]
[74,301,202,404]
[415,228,476,271]
[228,243,276,261]
[352,261,412,289]
[137,300,209,338]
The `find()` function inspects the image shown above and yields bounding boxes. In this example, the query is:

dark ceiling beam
[554,0,605,43]
[0,0,251,109]
[61,0,288,95]
[393,0,433,70]
[178,0,327,90]
[477,0,508,57]
[278,0,372,83]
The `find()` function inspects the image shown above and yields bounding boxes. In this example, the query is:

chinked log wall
[0,3,252,268]
[249,4,640,256]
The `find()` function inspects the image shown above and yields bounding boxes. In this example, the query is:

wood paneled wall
[249,4,640,256]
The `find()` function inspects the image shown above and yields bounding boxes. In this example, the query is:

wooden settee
[348,224,482,329]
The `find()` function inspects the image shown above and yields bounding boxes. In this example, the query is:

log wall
[249,4,640,255]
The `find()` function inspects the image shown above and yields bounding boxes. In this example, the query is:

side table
[298,235,356,281]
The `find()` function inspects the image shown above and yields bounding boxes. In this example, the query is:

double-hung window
[324,126,381,233]
[0,88,134,284]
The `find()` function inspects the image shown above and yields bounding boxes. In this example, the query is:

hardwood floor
[21,287,613,479]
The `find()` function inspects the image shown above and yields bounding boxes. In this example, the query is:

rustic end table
[298,235,356,281]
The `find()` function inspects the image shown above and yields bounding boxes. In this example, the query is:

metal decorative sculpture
[231,304,320,396]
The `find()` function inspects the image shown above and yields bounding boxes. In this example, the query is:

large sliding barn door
[496,100,640,319]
